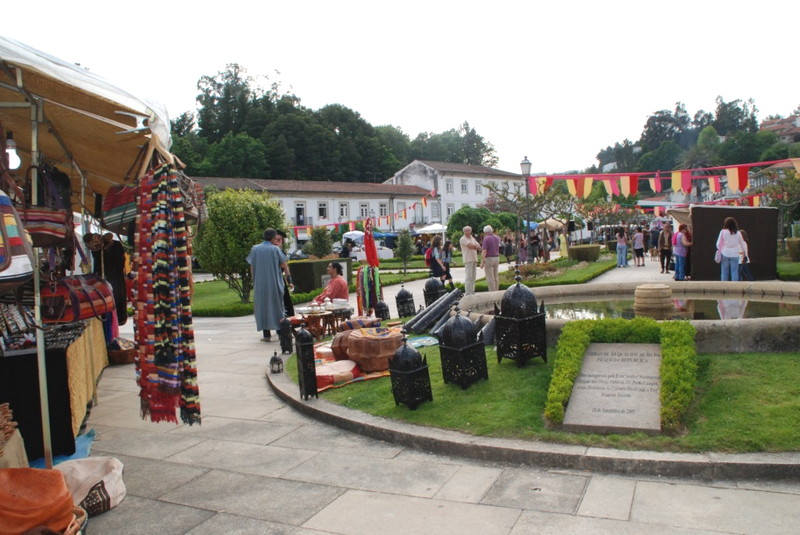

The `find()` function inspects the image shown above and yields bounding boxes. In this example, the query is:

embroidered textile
[133,164,200,425]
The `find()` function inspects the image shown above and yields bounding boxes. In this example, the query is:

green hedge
[545,317,697,432]
[567,244,601,262]
[787,238,800,262]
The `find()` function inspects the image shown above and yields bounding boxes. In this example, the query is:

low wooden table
[304,312,332,340]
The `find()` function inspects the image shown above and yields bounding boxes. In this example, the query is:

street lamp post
[520,156,532,263]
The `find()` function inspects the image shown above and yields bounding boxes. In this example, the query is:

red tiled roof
[415,160,521,177]
[193,177,431,197]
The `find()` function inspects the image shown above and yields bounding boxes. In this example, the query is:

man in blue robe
[247,228,289,341]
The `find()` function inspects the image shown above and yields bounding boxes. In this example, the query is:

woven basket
[107,348,135,365]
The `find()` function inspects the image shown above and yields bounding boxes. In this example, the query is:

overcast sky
[4,1,798,175]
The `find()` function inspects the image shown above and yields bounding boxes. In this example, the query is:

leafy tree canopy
[194,189,286,303]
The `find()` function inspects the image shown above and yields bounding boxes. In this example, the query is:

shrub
[545,317,697,433]
[787,238,800,262]
[568,244,601,262]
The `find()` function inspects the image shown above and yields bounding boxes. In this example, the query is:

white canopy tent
[1,35,175,467]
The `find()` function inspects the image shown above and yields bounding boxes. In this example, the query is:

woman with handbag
[716,217,748,281]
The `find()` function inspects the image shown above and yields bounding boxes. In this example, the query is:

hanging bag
[40,273,114,324]
[102,184,138,234]
[0,190,34,297]
[21,165,74,248]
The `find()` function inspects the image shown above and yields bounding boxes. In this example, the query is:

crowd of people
[246,216,755,340]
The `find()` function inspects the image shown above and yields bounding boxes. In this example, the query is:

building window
[447,203,455,218]
[318,202,328,219]
[379,203,388,217]
[359,203,370,218]
[339,202,349,220]
[446,179,454,194]
[461,180,468,194]
[475,181,482,195]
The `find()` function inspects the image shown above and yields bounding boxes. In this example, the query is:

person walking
[459,226,481,295]
[658,223,673,274]
[632,226,645,267]
[441,240,455,290]
[429,234,447,284]
[615,227,628,268]
[716,217,748,281]
[503,237,514,264]
[480,225,501,292]
[247,228,290,342]
[739,229,754,282]
[518,235,527,264]
[270,230,295,317]
[528,230,540,263]
[672,223,692,281]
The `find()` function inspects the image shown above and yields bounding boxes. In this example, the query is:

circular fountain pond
[458,281,800,353]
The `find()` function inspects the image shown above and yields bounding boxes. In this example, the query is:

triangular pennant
[421,196,428,207]
[753,195,760,207]
[620,176,630,197]
[708,176,720,194]
[581,177,593,198]
[602,178,615,197]
[654,206,661,218]
[566,178,577,196]
[671,171,681,192]
[681,171,692,194]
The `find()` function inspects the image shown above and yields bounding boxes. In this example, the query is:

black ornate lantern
[294,323,318,400]
[395,284,416,318]
[374,301,390,321]
[389,330,433,410]
[269,351,284,374]
[423,277,446,307]
[438,305,488,389]
[279,317,294,354]
[494,271,547,367]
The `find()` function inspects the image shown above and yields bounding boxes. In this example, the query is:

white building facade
[385,160,524,224]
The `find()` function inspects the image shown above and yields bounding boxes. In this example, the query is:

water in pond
[542,298,800,321]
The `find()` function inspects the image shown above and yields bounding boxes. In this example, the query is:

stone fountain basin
[458,281,800,353]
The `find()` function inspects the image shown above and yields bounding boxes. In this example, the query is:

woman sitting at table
[311,261,349,304]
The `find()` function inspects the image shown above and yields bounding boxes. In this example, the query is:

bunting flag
[528,176,537,196]
[792,158,800,173]
[725,165,749,193]
[708,176,721,193]
[654,206,661,218]
[680,171,692,194]
[421,196,428,208]
[670,171,682,193]
[620,175,638,197]
[566,178,577,197]
[752,195,760,207]
[649,171,662,193]
[602,178,615,197]
[349,221,355,231]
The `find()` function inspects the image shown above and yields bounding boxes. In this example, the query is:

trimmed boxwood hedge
[545,317,697,432]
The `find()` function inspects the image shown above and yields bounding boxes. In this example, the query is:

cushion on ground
[345,327,403,372]
[315,359,362,391]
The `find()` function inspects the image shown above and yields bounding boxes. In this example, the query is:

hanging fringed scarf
[133,164,200,425]
[356,265,383,315]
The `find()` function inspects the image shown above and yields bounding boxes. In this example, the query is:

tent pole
[29,100,53,469]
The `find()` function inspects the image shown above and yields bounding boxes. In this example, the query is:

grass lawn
[288,347,800,453]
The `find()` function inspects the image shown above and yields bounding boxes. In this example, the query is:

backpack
[425,247,433,267]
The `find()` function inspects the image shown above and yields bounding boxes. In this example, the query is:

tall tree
[196,64,258,143]
[712,96,759,136]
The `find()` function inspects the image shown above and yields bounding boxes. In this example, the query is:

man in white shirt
[459,226,481,295]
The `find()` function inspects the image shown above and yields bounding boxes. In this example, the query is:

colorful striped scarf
[133,164,200,425]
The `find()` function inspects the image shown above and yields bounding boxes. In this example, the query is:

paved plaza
[84,255,800,534]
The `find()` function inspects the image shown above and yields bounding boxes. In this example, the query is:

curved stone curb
[268,369,800,480]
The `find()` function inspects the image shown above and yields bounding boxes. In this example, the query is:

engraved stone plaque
[562,343,662,435]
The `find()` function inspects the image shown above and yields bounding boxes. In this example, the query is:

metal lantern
[374,301,390,321]
[438,305,488,389]
[395,284,416,318]
[494,271,547,367]
[294,323,318,400]
[389,330,433,410]
[269,351,284,374]
[279,317,294,354]
[423,276,446,307]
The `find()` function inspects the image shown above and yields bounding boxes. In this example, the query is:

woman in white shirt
[715,217,748,281]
